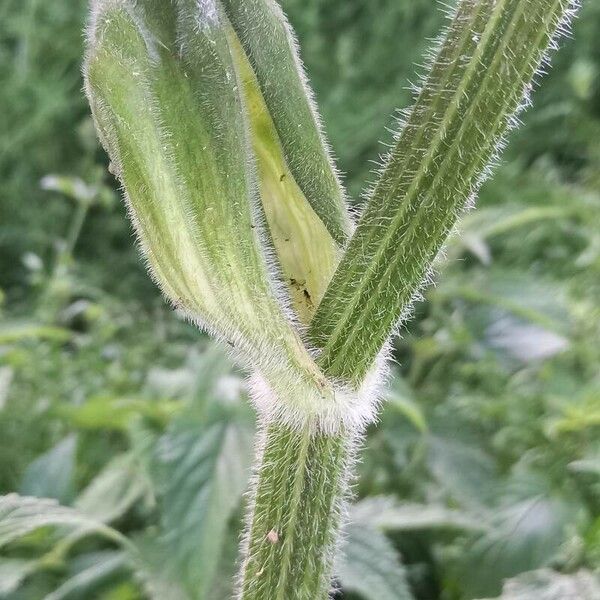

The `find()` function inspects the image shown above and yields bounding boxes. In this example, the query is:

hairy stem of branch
[238,421,353,600]
[310,0,577,384]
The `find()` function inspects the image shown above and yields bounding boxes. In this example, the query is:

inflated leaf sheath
[310,0,578,383]
[84,0,342,422]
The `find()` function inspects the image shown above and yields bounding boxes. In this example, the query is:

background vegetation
[1,0,599,598]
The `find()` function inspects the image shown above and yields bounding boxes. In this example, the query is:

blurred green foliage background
[1,1,599,599]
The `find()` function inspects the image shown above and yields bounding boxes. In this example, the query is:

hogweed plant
[83,0,579,597]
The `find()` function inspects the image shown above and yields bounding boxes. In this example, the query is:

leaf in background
[454,472,581,598]
[570,451,600,477]
[40,175,98,206]
[447,204,577,264]
[145,367,196,400]
[205,523,242,600]
[350,497,487,533]
[336,523,414,600]
[428,432,499,510]
[144,345,232,403]
[19,435,77,504]
[127,533,189,600]
[485,316,569,363]
[60,396,178,432]
[433,270,572,335]
[479,568,600,600]
[0,557,39,595]
[75,453,152,524]
[43,550,127,600]
[386,379,428,434]
[0,494,126,550]
[0,322,71,344]
[544,388,600,437]
[146,355,248,600]
[0,366,13,411]
[164,345,243,414]
[153,418,253,598]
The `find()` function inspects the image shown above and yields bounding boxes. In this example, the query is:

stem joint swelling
[83,0,579,598]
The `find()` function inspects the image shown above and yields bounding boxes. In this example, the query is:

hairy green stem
[310,0,575,384]
[238,1,576,597]
[239,422,351,600]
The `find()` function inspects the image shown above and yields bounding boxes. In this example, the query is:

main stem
[237,0,576,597]
[238,421,353,599]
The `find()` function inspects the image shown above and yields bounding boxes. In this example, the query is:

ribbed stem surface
[309,0,575,384]
[239,422,351,600]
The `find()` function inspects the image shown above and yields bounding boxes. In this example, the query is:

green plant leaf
[75,453,152,524]
[350,497,488,533]
[336,523,414,600]
[454,472,581,597]
[544,389,600,437]
[428,432,499,510]
[43,551,128,600]
[152,418,253,597]
[479,568,600,600]
[386,381,428,433]
[19,435,77,504]
[127,533,189,600]
[0,366,13,412]
[448,203,579,264]
[40,175,98,206]
[0,322,71,344]
[570,452,600,477]
[310,0,578,383]
[60,396,178,431]
[433,270,571,334]
[0,494,127,550]
[0,557,39,595]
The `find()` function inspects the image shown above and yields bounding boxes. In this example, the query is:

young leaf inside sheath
[221,0,353,246]
[228,29,341,324]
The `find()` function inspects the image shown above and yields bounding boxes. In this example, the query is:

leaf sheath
[84,0,339,423]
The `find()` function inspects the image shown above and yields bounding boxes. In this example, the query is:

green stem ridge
[238,422,353,600]
[309,0,578,384]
